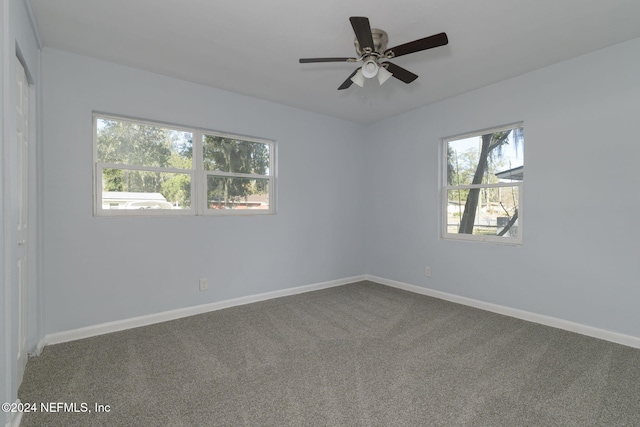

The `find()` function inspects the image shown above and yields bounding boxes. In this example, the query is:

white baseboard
[42,275,366,348]
[3,400,23,427]
[366,275,640,350]
[35,338,45,357]
[38,274,640,352]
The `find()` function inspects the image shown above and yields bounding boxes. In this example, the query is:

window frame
[93,113,275,217]
[441,122,523,244]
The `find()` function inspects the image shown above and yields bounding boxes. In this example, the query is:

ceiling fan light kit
[361,59,379,78]
[299,16,448,90]
[350,57,393,88]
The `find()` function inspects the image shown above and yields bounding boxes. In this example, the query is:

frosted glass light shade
[377,66,393,85]
[350,69,365,87]
[361,60,379,78]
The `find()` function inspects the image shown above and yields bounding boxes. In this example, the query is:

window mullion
[445,182,519,191]
[98,162,190,175]
[205,171,268,179]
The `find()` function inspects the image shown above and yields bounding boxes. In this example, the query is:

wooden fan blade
[384,62,418,84]
[349,16,374,51]
[385,32,448,58]
[338,69,359,90]
[299,57,355,63]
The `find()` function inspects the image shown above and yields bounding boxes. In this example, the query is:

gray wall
[364,37,640,338]
[41,49,366,334]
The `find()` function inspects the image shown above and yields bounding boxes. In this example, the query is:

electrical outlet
[424,266,432,277]
[199,278,208,291]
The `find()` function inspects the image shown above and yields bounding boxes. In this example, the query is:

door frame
[15,56,29,386]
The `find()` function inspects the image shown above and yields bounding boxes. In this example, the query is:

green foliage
[98,119,178,166]
[102,168,123,192]
[203,135,270,207]
[97,118,193,207]
[97,118,271,210]
[160,153,192,208]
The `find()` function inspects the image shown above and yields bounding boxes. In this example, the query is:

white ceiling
[29,0,640,124]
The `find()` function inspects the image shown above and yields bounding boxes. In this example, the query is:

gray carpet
[18,281,640,426]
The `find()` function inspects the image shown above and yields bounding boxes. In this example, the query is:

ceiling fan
[299,16,448,90]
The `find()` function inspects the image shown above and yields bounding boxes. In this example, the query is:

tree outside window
[94,115,274,216]
[443,124,524,243]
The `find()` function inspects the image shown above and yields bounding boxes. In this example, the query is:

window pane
[447,127,523,186]
[101,168,191,209]
[97,118,193,168]
[446,186,519,238]
[203,135,270,175]
[207,176,269,210]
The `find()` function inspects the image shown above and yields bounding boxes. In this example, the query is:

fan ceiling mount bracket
[354,29,389,57]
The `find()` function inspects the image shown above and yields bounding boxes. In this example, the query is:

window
[442,123,524,243]
[94,114,274,216]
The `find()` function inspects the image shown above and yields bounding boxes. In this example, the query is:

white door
[16,59,29,385]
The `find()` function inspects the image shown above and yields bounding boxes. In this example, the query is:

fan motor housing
[354,29,389,55]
